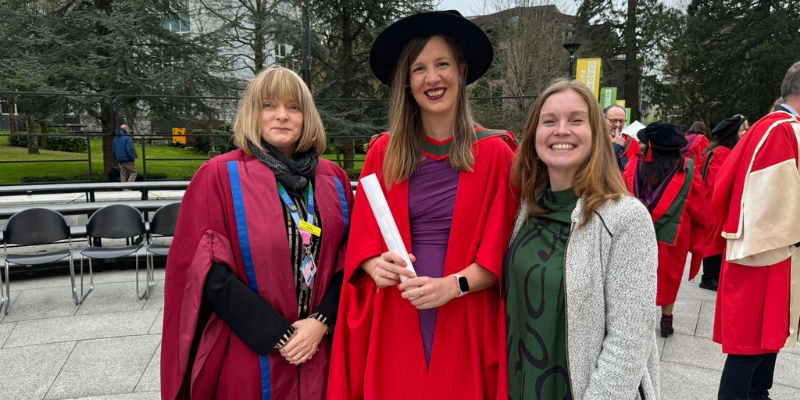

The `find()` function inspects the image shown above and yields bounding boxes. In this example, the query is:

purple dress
[408,157,459,367]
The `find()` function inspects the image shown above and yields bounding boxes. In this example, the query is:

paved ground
[1,260,798,399]
[0,188,798,399]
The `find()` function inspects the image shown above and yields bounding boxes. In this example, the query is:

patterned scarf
[249,140,318,196]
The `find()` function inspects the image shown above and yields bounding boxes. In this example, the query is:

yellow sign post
[576,58,602,100]
[172,127,186,146]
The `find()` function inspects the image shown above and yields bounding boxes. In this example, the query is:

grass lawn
[0,132,364,184]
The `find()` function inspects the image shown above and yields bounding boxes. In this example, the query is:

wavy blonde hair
[233,67,326,156]
[382,35,475,187]
[513,79,629,226]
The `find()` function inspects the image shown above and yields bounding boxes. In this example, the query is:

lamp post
[301,1,312,90]
[562,42,582,79]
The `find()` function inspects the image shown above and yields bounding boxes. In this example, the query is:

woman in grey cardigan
[505,79,660,400]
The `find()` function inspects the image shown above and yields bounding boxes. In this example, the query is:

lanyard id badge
[277,182,319,286]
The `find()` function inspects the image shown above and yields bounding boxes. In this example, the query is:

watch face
[458,276,470,293]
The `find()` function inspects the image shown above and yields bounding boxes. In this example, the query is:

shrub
[146,172,169,180]
[193,129,234,154]
[8,134,27,148]
[20,175,68,183]
[44,136,87,152]
[344,168,362,180]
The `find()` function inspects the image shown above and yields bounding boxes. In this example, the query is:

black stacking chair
[81,204,148,300]
[146,202,180,275]
[2,208,79,315]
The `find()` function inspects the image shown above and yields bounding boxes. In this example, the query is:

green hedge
[9,134,87,152]
[193,129,233,154]
[20,175,68,183]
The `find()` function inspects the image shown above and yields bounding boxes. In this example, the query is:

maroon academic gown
[624,157,711,305]
[712,111,800,354]
[161,150,353,399]
[327,132,517,400]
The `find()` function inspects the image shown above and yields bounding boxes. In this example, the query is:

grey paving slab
[46,335,162,400]
[64,393,160,400]
[661,332,726,372]
[6,274,73,291]
[0,341,76,400]
[660,361,720,400]
[656,335,666,360]
[142,281,164,311]
[670,298,702,336]
[83,269,138,285]
[0,321,15,347]
[149,309,163,335]
[75,281,146,316]
[3,285,78,322]
[774,351,800,389]
[785,343,800,356]
[4,309,159,348]
[135,343,161,393]
[695,300,716,339]
[0,290,19,323]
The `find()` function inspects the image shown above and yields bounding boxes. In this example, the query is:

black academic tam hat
[369,10,493,86]
[637,122,687,151]
[711,115,747,140]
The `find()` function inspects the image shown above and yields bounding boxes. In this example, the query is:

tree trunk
[101,103,118,176]
[342,141,355,170]
[27,116,39,155]
[624,0,641,121]
[7,97,17,134]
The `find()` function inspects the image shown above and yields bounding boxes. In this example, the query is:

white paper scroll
[360,173,416,282]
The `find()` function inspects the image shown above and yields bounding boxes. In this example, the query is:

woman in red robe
[161,67,353,399]
[682,121,710,165]
[327,10,517,400]
[695,115,747,291]
[623,122,711,337]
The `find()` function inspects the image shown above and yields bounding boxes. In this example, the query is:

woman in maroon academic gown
[682,121,710,165]
[695,115,747,291]
[623,122,711,338]
[161,67,353,399]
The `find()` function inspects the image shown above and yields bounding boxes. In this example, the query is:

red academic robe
[161,150,353,399]
[327,131,517,400]
[712,111,800,355]
[683,134,709,166]
[695,146,731,256]
[624,157,711,306]
[620,135,642,163]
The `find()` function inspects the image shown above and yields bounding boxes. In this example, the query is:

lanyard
[276,182,315,245]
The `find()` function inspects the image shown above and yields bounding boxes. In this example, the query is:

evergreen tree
[661,0,800,127]
[576,0,682,121]
[0,0,232,174]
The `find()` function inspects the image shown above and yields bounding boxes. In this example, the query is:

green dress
[505,187,578,400]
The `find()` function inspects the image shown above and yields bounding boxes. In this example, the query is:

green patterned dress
[505,187,578,400]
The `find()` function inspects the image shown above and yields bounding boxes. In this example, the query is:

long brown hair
[382,34,475,187]
[513,79,629,226]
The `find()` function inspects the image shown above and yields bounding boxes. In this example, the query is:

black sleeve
[202,263,292,355]
[613,143,628,171]
[311,269,343,327]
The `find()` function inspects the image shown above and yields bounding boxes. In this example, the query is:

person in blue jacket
[112,124,137,182]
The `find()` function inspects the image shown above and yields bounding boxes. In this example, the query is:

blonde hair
[382,35,476,187]
[513,79,629,226]
[233,67,326,156]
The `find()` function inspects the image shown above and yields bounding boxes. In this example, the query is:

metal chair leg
[136,251,155,300]
[1,260,9,315]
[73,255,93,305]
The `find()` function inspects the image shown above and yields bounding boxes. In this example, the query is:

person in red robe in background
[713,61,800,400]
[327,10,517,400]
[695,115,747,291]
[161,67,353,399]
[683,121,710,165]
[606,104,641,171]
[623,122,711,338]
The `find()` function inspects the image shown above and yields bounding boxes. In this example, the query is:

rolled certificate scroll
[360,173,417,282]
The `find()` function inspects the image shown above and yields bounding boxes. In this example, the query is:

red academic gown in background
[620,134,642,163]
[712,111,800,354]
[696,146,732,257]
[624,157,711,305]
[161,150,353,399]
[683,134,710,166]
[328,131,517,400]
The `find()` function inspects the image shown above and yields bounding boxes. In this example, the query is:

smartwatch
[453,274,469,297]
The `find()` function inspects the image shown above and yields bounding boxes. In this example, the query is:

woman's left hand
[398,276,460,310]
[279,318,328,365]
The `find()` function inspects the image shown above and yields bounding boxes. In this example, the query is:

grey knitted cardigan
[511,194,661,400]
